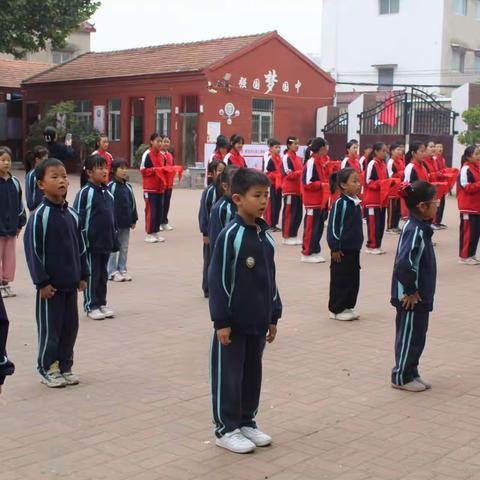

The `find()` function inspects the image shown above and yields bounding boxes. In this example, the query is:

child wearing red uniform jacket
[457,146,480,265]
[224,134,247,168]
[364,142,389,254]
[92,134,114,183]
[341,140,361,172]
[386,143,405,234]
[160,136,176,231]
[359,144,373,172]
[301,137,329,263]
[209,135,228,164]
[281,136,303,245]
[264,138,283,231]
[140,133,166,243]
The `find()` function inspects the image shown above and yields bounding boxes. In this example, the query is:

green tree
[26,101,99,163]
[458,106,480,146]
[0,0,100,58]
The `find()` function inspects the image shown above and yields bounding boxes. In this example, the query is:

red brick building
[22,31,335,165]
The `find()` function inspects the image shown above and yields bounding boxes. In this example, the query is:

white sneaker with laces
[295,239,303,245]
[391,380,426,392]
[346,308,360,319]
[335,310,357,321]
[459,257,480,265]
[282,238,298,246]
[329,311,337,320]
[0,286,6,298]
[3,285,15,297]
[159,225,164,231]
[301,255,323,264]
[215,429,256,454]
[154,233,166,242]
[240,426,272,447]
[121,272,132,281]
[100,306,115,318]
[112,272,125,282]
[145,234,159,243]
[41,361,66,388]
[162,223,174,231]
[62,371,80,385]
[312,254,326,262]
[87,309,106,320]
[365,247,385,255]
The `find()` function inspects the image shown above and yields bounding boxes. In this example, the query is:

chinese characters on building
[237,70,302,95]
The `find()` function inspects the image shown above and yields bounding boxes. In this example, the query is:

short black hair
[268,138,281,147]
[231,168,270,196]
[400,181,436,213]
[35,158,65,181]
[81,154,108,186]
[215,164,240,197]
[111,158,128,176]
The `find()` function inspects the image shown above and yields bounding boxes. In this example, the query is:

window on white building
[156,96,171,137]
[379,0,399,14]
[453,0,467,15]
[73,100,92,128]
[108,99,121,141]
[52,51,74,64]
[475,53,480,72]
[251,99,273,144]
[451,47,466,72]
[378,67,394,89]
[476,0,480,20]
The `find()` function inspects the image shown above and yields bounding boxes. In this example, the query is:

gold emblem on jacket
[246,257,256,268]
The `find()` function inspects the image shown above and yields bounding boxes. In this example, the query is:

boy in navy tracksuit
[107,160,138,282]
[391,181,438,392]
[209,168,282,454]
[0,294,15,392]
[74,154,117,321]
[25,145,49,211]
[24,158,88,388]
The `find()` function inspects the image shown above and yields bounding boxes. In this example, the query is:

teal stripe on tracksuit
[221,224,237,298]
[84,252,93,312]
[396,311,413,385]
[228,227,245,307]
[84,188,94,248]
[216,341,225,435]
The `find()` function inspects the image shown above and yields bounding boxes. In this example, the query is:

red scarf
[287,150,303,171]
[228,149,246,168]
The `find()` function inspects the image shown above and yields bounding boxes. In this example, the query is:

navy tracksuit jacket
[208,215,282,437]
[24,198,88,375]
[107,179,138,228]
[25,169,44,211]
[74,182,117,312]
[0,174,26,236]
[208,195,237,255]
[390,216,437,386]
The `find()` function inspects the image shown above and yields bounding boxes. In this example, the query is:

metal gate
[322,111,348,160]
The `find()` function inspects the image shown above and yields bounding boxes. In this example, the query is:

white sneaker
[145,234,159,243]
[391,380,426,392]
[301,255,323,263]
[87,309,106,320]
[3,285,16,297]
[295,239,303,245]
[0,286,6,298]
[459,257,480,265]
[215,429,256,454]
[41,361,66,388]
[431,224,440,231]
[329,311,337,320]
[154,233,166,242]
[312,253,326,262]
[62,371,80,385]
[162,223,174,231]
[282,238,298,246]
[240,426,272,447]
[159,225,164,231]
[100,306,115,318]
[121,272,132,281]
[111,272,125,282]
[346,308,360,319]
[365,247,385,255]
[335,309,357,321]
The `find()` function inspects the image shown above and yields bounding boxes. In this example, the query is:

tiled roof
[0,59,51,89]
[24,33,271,84]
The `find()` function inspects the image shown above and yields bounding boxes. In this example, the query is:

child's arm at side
[327,199,346,258]
[23,214,50,289]
[17,180,26,232]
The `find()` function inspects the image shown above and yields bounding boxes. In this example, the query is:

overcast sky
[90,0,323,56]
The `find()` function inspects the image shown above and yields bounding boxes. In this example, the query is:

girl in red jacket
[140,133,166,243]
[341,141,361,172]
[209,135,228,164]
[264,138,283,230]
[403,142,428,183]
[458,145,480,265]
[160,136,175,231]
[386,143,405,234]
[92,134,114,183]
[224,134,247,168]
[364,142,389,254]
[301,137,329,263]
[281,136,303,245]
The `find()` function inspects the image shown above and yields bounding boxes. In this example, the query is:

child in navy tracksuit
[24,158,88,388]
[198,160,225,297]
[0,294,15,392]
[208,165,240,254]
[74,154,117,321]
[107,160,138,282]
[209,168,282,454]
[391,181,438,392]
[327,168,364,321]
[0,146,26,299]
[25,145,49,212]
[263,138,283,230]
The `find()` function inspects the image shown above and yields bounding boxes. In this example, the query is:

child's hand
[203,236,210,245]
[267,324,277,343]
[78,280,87,292]
[402,292,421,310]
[217,327,231,346]
[131,224,136,230]
[40,284,56,299]
[331,251,344,263]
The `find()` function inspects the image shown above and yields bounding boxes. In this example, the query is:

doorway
[130,97,144,161]
[181,113,198,167]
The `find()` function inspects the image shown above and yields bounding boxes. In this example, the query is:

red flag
[379,94,397,127]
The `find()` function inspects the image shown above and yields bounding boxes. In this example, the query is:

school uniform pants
[282,195,303,239]
[210,330,266,438]
[163,188,173,224]
[108,228,130,276]
[84,252,109,312]
[391,308,429,386]
[144,192,164,234]
[265,187,282,228]
[366,207,386,249]
[0,295,9,364]
[36,290,79,376]
[459,213,480,259]
[202,243,210,297]
[387,198,401,230]
[328,250,360,314]
[435,195,446,225]
[302,208,324,256]
[0,236,16,283]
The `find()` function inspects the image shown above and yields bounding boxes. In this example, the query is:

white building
[321,0,480,95]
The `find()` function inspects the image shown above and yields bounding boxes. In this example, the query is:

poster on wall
[94,105,106,133]
[207,122,221,143]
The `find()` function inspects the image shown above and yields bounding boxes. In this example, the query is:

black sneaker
[0,357,15,377]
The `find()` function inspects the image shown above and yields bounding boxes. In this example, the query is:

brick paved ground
[1,172,480,480]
